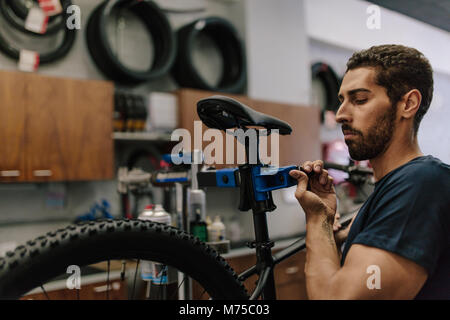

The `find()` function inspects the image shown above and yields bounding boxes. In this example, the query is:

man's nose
[335,103,351,124]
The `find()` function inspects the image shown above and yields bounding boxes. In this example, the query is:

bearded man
[289,44,449,299]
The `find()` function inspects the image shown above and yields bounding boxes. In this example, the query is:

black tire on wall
[0,0,67,36]
[0,0,76,64]
[172,17,247,94]
[86,0,176,85]
[311,62,341,122]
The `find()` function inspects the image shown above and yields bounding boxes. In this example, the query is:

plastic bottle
[206,216,212,234]
[209,216,226,242]
[190,210,208,242]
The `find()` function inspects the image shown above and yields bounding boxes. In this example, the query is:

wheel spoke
[200,288,208,299]
[131,259,140,300]
[40,284,50,300]
[106,260,110,300]
[159,266,165,299]
[120,260,127,281]
[170,276,185,300]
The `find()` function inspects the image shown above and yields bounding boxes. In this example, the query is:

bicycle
[0,96,373,300]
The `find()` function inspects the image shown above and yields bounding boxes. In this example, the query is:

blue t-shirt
[341,155,450,299]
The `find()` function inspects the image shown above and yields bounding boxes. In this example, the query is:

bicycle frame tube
[251,209,277,299]
[239,212,357,299]
[239,237,306,300]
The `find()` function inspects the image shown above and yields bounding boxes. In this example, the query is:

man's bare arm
[305,239,428,300]
[290,160,427,299]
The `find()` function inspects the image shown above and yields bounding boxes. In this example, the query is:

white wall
[305,0,450,75]
[305,1,450,164]
[244,0,310,105]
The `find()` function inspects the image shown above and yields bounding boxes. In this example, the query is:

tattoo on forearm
[322,217,337,248]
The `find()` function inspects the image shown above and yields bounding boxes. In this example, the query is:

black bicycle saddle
[197,95,292,135]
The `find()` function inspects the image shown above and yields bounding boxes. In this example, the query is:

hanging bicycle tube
[0,0,76,65]
[0,0,66,36]
[86,0,176,85]
[311,62,342,123]
[171,16,247,94]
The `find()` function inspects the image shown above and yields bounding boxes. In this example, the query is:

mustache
[341,125,361,135]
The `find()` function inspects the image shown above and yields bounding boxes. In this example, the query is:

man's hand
[289,160,337,222]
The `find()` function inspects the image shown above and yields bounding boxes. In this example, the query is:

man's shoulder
[384,155,450,186]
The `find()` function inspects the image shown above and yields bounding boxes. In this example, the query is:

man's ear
[400,89,421,119]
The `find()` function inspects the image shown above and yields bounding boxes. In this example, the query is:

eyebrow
[338,88,372,102]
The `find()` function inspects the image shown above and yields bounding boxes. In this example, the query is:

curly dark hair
[346,44,433,135]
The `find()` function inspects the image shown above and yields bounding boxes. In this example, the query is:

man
[289,44,449,299]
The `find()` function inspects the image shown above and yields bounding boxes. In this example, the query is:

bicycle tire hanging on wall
[171,16,247,94]
[86,0,176,85]
[0,0,76,64]
[311,62,341,122]
[0,0,67,36]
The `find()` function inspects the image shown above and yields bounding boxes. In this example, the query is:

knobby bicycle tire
[0,219,248,300]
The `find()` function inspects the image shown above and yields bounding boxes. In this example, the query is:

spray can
[138,205,156,281]
[138,204,178,298]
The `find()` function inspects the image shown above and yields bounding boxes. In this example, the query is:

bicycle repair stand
[117,167,154,219]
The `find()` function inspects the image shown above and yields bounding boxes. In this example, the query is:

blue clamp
[252,165,298,201]
[216,168,238,187]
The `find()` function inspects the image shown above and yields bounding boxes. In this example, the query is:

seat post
[239,127,261,166]
[240,131,277,299]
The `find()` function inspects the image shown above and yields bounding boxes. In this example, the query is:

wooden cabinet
[0,72,27,182]
[177,88,321,168]
[273,250,308,300]
[0,70,114,182]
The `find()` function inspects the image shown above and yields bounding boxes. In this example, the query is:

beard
[343,105,397,161]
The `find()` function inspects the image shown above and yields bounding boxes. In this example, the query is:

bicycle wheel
[0,219,248,300]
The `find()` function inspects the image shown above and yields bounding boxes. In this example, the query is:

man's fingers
[301,161,314,173]
[289,169,309,199]
[319,169,329,185]
[299,160,335,191]
[312,160,324,173]
[325,175,334,190]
